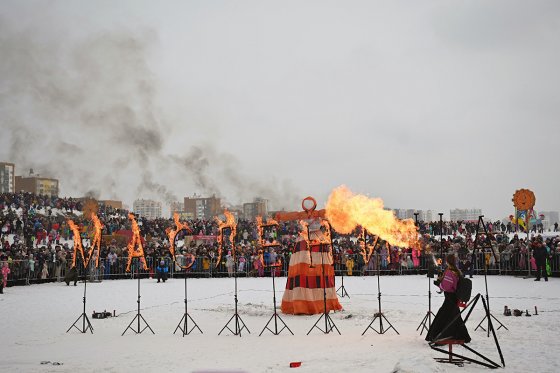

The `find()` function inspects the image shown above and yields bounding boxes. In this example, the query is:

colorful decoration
[280,197,342,315]
[512,189,536,211]
[126,213,148,272]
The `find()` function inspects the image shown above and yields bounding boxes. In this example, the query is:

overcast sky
[1,0,559,219]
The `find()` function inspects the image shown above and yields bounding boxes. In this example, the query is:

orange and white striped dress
[281,240,342,315]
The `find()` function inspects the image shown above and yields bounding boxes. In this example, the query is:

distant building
[0,162,15,193]
[184,195,222,220]
[133,199,162,220]
[539,211,559,231]
[15,175,59,197]
[450,208,482,222]
[421,210,434,222]
[391,209,434,222]
[243,198,268,220]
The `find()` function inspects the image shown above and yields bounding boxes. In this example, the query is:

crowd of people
[1,191,559,289]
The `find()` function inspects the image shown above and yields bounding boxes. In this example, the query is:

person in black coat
[64,266,78,286]
[532,238,548,281]
[426,254,471,343]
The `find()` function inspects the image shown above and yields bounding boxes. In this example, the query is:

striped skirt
[281,241,343,315]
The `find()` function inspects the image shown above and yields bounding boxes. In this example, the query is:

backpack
[456,276,472,303]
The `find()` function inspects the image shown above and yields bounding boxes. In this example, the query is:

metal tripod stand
[416,276,436,335]
[260,265,293,336]
[363,249,399,335]
[122,259,155,336]
[66,265,93,334]
[336,264,350,298]
[174,272,202,336]
[307,243,341,335]
[472,216,508,336]
[219,260,250,336]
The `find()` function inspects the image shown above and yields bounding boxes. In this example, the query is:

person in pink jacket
[426,254,471,343]
[2,262,10,288]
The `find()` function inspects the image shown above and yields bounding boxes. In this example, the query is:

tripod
[363,251,399,335]
[307,243,341,335]
[174,271,202,336]
[429,293,506,369]
[219,259,250,336]
[336,262,350,298]
[472,216,508,337]
[66,265,94,334]
[260,265,293,336]
[416,276,436,335]
[122,260,155,335]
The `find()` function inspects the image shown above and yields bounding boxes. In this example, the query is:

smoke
[0,17,300,211]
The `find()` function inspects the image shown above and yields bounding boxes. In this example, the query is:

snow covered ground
[1,274,558,373]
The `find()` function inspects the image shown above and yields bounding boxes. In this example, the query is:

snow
[1,274,559,373]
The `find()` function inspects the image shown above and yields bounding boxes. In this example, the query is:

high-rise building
[133,199,162,220]
[15,174,59,197]
[540,211,559,230]
[169,201,184,217]
[243,198,268,220]
[184,195,222,220]
[450,208,482,222]
[0,162,15,193]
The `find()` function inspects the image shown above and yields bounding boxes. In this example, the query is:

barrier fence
[3,251,559,287]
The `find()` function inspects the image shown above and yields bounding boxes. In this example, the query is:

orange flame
[166,212,194,269]
[126,213,148,272]
[325,185,419,248]
[215,210,237,268]
[360,230,380,264]
[68,220,86,268]
[256,216,280,248]
[90,213,103,268]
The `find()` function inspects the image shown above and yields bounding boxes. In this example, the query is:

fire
[360,230,379,265]
[325,185,419,248]
[166,212,194,269]
[68,219,85,268]
[126,213,148,272]
[215,210,237,268]
[90,213,103,268]
[256,216,280,247]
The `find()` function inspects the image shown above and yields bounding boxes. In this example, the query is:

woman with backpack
[426,254,471,343]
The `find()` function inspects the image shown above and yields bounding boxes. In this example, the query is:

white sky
[1,1,559,219]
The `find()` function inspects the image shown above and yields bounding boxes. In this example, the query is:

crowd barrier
[3,251,559,287]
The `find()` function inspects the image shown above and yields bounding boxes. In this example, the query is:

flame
[215,210,237,268]
[325,185,419,248]
[360,230,379,264]
[126,213,148,272]
[166,212,194,269]
[68,220,85,268]
[256,216,280,247]
[90,213,103,268]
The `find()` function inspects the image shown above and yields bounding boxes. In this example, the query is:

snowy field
[1,274,559,373]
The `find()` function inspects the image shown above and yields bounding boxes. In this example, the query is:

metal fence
[2,251,558,287]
